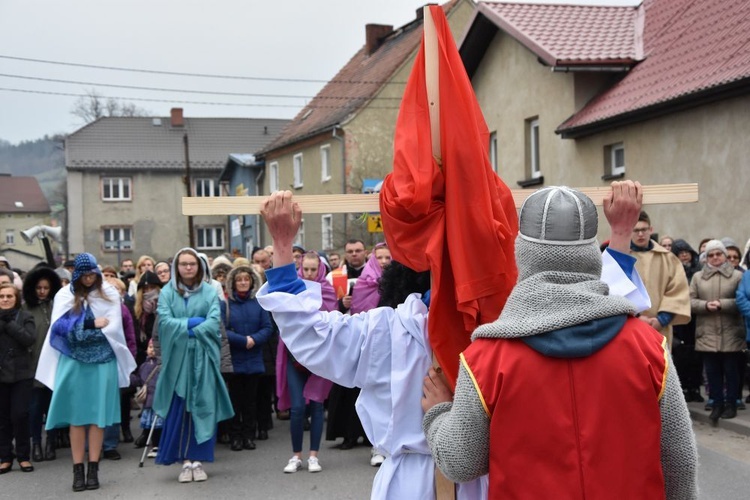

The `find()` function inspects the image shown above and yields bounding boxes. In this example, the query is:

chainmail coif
[473,237,635,340]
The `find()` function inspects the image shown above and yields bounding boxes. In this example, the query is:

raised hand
[604,180,643,253]
[260,191,302,268]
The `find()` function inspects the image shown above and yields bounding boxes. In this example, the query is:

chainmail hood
[473,187,635,340]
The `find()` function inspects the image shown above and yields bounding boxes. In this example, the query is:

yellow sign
[368,215,383,233]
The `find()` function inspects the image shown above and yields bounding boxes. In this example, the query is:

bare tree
[70,89,149,123]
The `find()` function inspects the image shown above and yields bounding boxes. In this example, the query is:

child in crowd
[131,339,163,457]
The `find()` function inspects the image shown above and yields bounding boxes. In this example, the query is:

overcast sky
[0,0,637,145]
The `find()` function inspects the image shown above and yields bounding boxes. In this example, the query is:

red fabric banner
[379,5,518,386]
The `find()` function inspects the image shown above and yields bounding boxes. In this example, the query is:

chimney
[365,24,394,55]
[171,107,184,127]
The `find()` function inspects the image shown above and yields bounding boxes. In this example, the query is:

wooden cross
[182,183,699,216]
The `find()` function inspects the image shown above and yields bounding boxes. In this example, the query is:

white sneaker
[178,463,193,483]
[283,456,302,473]
[191,461,208,482]
[147,447,158,459]
[307,456,322,473]
[370,448,385,467]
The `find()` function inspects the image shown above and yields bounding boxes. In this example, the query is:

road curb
[688,404,750,437]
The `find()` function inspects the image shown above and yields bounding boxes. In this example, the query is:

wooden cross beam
[182,183,698,216]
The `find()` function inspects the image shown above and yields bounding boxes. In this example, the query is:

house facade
[218,153,282,258]
[255,0,476,253]
[0,175,55,270]
[66,109,288,264]
[462,0,750,246]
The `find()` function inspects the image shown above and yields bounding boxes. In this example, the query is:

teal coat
[153,281,233,443]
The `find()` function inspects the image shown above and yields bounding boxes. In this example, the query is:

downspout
[254,165,265,248]
[332,125,347,237]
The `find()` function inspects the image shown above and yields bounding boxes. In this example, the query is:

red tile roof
[478,2,640,66]
[558,0,750,135]
[0,176,50,213]
[259,2,458,155]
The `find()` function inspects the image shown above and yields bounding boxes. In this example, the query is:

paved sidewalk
[687,395,750,437]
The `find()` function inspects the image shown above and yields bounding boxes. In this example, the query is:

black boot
[44,437,56,461]
[32,442,44,462]
[85,461,99,490]
[709,404,723,425]
[133,431,148,449]
[243,438,256,450]
[720,404,737,419]
[230,437,243,451]
[72,463,86,492]
[121,427,134,443]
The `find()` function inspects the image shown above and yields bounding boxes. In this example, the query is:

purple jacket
[276,258,337,410]
[130,357,159,408]
[121,303,137,358]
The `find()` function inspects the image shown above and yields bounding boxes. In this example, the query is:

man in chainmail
[422,184,698,499]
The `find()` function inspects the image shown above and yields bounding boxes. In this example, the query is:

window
[102,177,131,201]
[293,153,304,188]
[196,226,225,250]
[320,145,331,182]
[489,131,498,173]
[194,178,221,197]
[293,219,305,248]
[321,214,333,250]
[269,162,279,192]
[603,143,625,179]
[102,226,133,251]
[528,118,541,179]
[5,229,14,245]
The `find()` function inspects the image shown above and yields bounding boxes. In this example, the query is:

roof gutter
[557,77,750,138]
[551,65,631,73]
[332,125,347,238]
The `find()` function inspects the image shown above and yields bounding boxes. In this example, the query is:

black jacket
[0,309,36,383]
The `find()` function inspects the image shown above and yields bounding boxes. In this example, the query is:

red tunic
[461,317,668,500]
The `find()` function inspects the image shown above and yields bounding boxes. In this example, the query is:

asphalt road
[2,415,747,499]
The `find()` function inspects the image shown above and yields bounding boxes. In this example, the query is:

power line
[0,87,402,110]
[0,72,403,101]
[0,54,407,86]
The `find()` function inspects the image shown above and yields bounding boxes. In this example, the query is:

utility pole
[183,133,195,248]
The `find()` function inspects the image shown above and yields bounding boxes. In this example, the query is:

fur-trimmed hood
[225,265,262,301]
[22,264,63,307]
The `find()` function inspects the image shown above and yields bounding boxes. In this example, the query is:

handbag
[134,365,159,407]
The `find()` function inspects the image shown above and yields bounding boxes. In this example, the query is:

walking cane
[138,413,159,468]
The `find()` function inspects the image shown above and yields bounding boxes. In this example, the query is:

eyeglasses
[706,252,725,258]
[156,270,170,275]
[727,255,740,261]
[178,262,198,268]
[632,227,650,234]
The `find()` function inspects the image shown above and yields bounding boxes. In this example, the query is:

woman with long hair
[36,253,136,491]
[133,271,162,365]
[277,252,336,473]
[127,255,156,298]
[152,248,233,483]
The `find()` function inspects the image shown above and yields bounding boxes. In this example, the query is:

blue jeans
[103,425,119,451]
[286,361,324,453]
[703,351,740,407]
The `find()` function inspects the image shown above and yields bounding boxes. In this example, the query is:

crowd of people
[0,238,394,491]
[0,180,746,497]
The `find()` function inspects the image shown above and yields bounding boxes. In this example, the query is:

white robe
[35,282,136,389]
[256,248,648,500]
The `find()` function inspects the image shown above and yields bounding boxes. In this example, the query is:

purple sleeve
[121,304,137,357]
